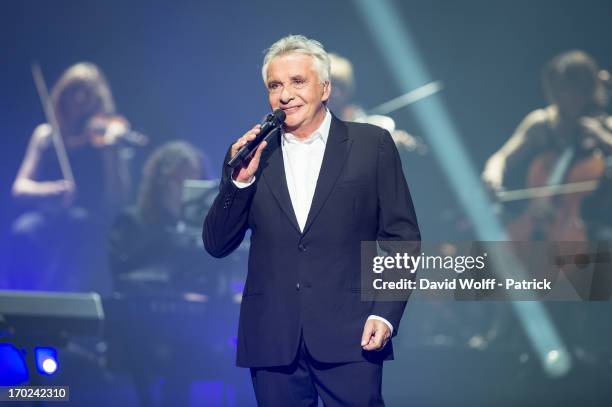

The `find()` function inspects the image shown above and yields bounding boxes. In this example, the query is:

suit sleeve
[202,147,256,258]
[371,130,421,336]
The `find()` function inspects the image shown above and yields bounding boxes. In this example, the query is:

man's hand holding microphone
[228,109,286,183]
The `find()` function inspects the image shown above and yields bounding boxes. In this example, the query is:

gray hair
[261,34,331,85]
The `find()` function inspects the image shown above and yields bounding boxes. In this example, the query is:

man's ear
[322,81,331,102]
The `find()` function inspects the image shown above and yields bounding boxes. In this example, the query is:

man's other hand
[361,319,391,351]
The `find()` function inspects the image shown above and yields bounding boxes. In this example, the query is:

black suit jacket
[203,116,420,368]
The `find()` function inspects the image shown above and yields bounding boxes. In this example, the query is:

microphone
[227,109,286,169]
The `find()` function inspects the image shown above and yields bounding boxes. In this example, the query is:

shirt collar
[282,109,331,146]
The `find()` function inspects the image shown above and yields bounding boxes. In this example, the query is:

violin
[31,64,147,210]
[82,113,149,148]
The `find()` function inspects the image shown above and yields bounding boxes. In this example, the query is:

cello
[500,117,609,241]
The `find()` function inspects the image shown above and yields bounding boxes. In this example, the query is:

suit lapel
[302,116,352,236]
[261,130,301,234]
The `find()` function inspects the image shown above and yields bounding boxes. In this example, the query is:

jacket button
[298,244,307,252]
[296,283,300,290]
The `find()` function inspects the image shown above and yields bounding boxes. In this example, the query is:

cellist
[482,50,612,241]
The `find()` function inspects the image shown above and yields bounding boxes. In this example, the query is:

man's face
[266,53,330,137]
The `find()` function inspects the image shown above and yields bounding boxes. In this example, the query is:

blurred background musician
[108,140,209,297]
[107,141,241,406]
[482,50,612,241]
[482,51,612,356]
[9,62,145,293]
[328,52,427,154]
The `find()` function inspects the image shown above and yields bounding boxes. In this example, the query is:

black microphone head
[272,109,286,124]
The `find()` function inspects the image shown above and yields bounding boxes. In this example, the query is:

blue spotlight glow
[0,344,28,385]
[354,0,572,377]
[35,347,58,375]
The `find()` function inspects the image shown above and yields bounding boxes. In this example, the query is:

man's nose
[280,86,294,104]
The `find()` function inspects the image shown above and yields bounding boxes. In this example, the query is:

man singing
[203,34,420,406]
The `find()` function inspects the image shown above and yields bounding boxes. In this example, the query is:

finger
[363,338,379,351]
[247,141,267,172]
[368,328,385,350]
[361,321,375,347]
[245,130,260,141]
[231,137,249,156]
[235,139,266,177]
[232,126,261,155]
[231,140,241,156]
[380,334,390,349]
[255,140,268,154]
[244,126,261,138]
[364,322,391,351]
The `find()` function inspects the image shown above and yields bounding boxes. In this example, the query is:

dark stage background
[1,1,611,406]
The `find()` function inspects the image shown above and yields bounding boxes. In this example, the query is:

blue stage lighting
[0,344,28,385]
[34,347,58,375]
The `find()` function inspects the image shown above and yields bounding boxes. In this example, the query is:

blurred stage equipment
[0,290,104,338]
[102,285,240,405]
[0,290,104,385]
[0,288,240,397]
[181,179,220,233]
[105,173,245,404]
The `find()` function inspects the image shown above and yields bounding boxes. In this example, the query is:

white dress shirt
[282,111,331,232]
[233,110,393,335]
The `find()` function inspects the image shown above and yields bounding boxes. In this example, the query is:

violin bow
[496,180,599,203]
[368,80,444,116]
[31,63,75,185]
